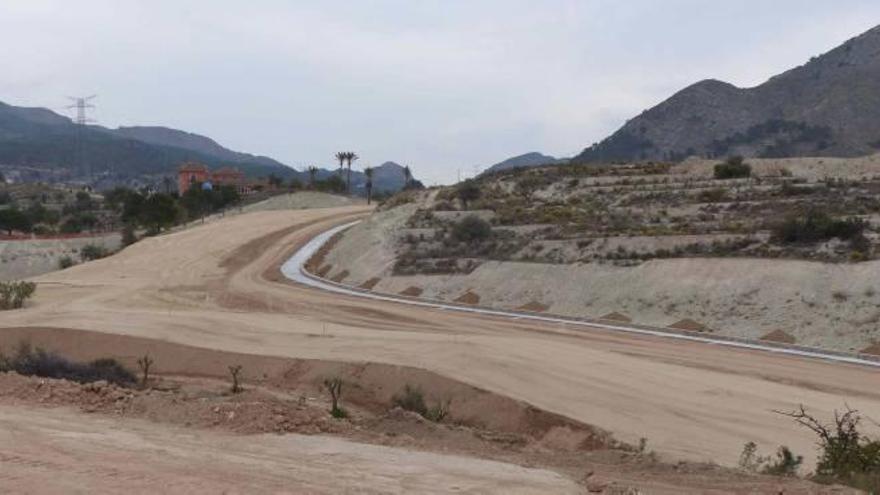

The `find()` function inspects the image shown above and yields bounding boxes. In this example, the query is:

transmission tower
[66,95,96,184]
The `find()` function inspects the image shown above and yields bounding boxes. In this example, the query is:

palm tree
[307,166,318,189]
[335,152,346,176]
[363,166,374,205]
[345,152,358,194]
[162,176,173,194]
[402,165,412,190]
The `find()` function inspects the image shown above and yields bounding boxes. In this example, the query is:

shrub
[392,384,427,416]
[779,405,880,491]
[772,211,867,245]
[0,280,36,310]
[58,256,75,269]
[451,215,492,243]
[80,244,108,262]
[456,180,481,209]
[391,384,451,422]
[714,156,752,179]
[0,341,136,386]
[762,446,803,477]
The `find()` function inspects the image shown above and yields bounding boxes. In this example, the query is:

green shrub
[392,384,427,416]
[58,256,75,269]
[772,211,867,245]
[456,180,481,209]
[0,341,136,386]
[714,156,752,179]
[391,384,451,422]
[80,244,108,262]
[451,215,492,243]
[762,446,803,477]
[0,280,36,310]
[780,405,880,491]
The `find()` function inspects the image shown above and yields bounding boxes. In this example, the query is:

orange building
[177,162,247,194]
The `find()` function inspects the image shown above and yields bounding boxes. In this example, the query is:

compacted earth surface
[0,203,876,492]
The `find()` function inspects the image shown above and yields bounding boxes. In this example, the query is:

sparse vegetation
[777,405,880,491]
[0,280,36,309]
[58,256,75,269]
[714,156,752,179]
[772,210,867,245]
[391,384,451,422]
[451,215,492,243]
[228,364,243,394]
[80,244,109,262]
[137,354,154,388]
[0,341,136,386]
[323,377,347,418]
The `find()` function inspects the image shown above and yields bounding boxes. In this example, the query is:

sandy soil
[1,205,879,489]
[0,233,121,281]
[0,403,579,494]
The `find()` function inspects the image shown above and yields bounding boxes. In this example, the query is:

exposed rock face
[575,25,880,163]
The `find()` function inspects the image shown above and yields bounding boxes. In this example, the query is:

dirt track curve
[2,205,879,473]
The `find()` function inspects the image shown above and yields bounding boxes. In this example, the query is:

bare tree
[324,377,344,417]
[228,365,243,394]
[136,353,154,388]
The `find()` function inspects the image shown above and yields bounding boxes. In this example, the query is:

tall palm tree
[307,166,318,189]
[335,152,346,176]
[345,152,358,194]
[402,165,412,190]
[363,166,374,205]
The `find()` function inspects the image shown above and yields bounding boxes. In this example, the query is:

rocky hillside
[318,155,880,354]
[575,24,880,163]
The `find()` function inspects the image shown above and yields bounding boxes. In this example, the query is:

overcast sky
[2,1,879,184]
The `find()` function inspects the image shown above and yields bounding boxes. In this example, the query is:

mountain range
[573,24,880,164]
[0,101,416,193]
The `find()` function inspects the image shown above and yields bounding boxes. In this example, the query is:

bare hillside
[322,155,880,353]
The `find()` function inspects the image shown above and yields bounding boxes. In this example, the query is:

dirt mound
[600,312,632,323]
[455,290,481,305]
[668,318,710,332]
[360,277,381,290]
[517,301,549,312]
[761,330,797,344]
[400,286,423,297]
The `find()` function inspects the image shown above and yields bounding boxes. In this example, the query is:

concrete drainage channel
[281,221,880,369]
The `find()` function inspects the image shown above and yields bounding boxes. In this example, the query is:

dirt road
[2,205,879,470]
[0,404,577,494]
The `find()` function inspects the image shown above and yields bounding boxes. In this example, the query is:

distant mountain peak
[481,152,563,175]
[574,23,880,164]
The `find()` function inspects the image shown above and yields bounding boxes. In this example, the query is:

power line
[65,95,97,184]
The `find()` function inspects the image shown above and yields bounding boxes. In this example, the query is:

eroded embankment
[0,326,611,448]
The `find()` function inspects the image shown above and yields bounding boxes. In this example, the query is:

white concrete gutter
[282,221,880,369]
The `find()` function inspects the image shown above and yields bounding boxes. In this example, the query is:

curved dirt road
[2,205,879,469]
